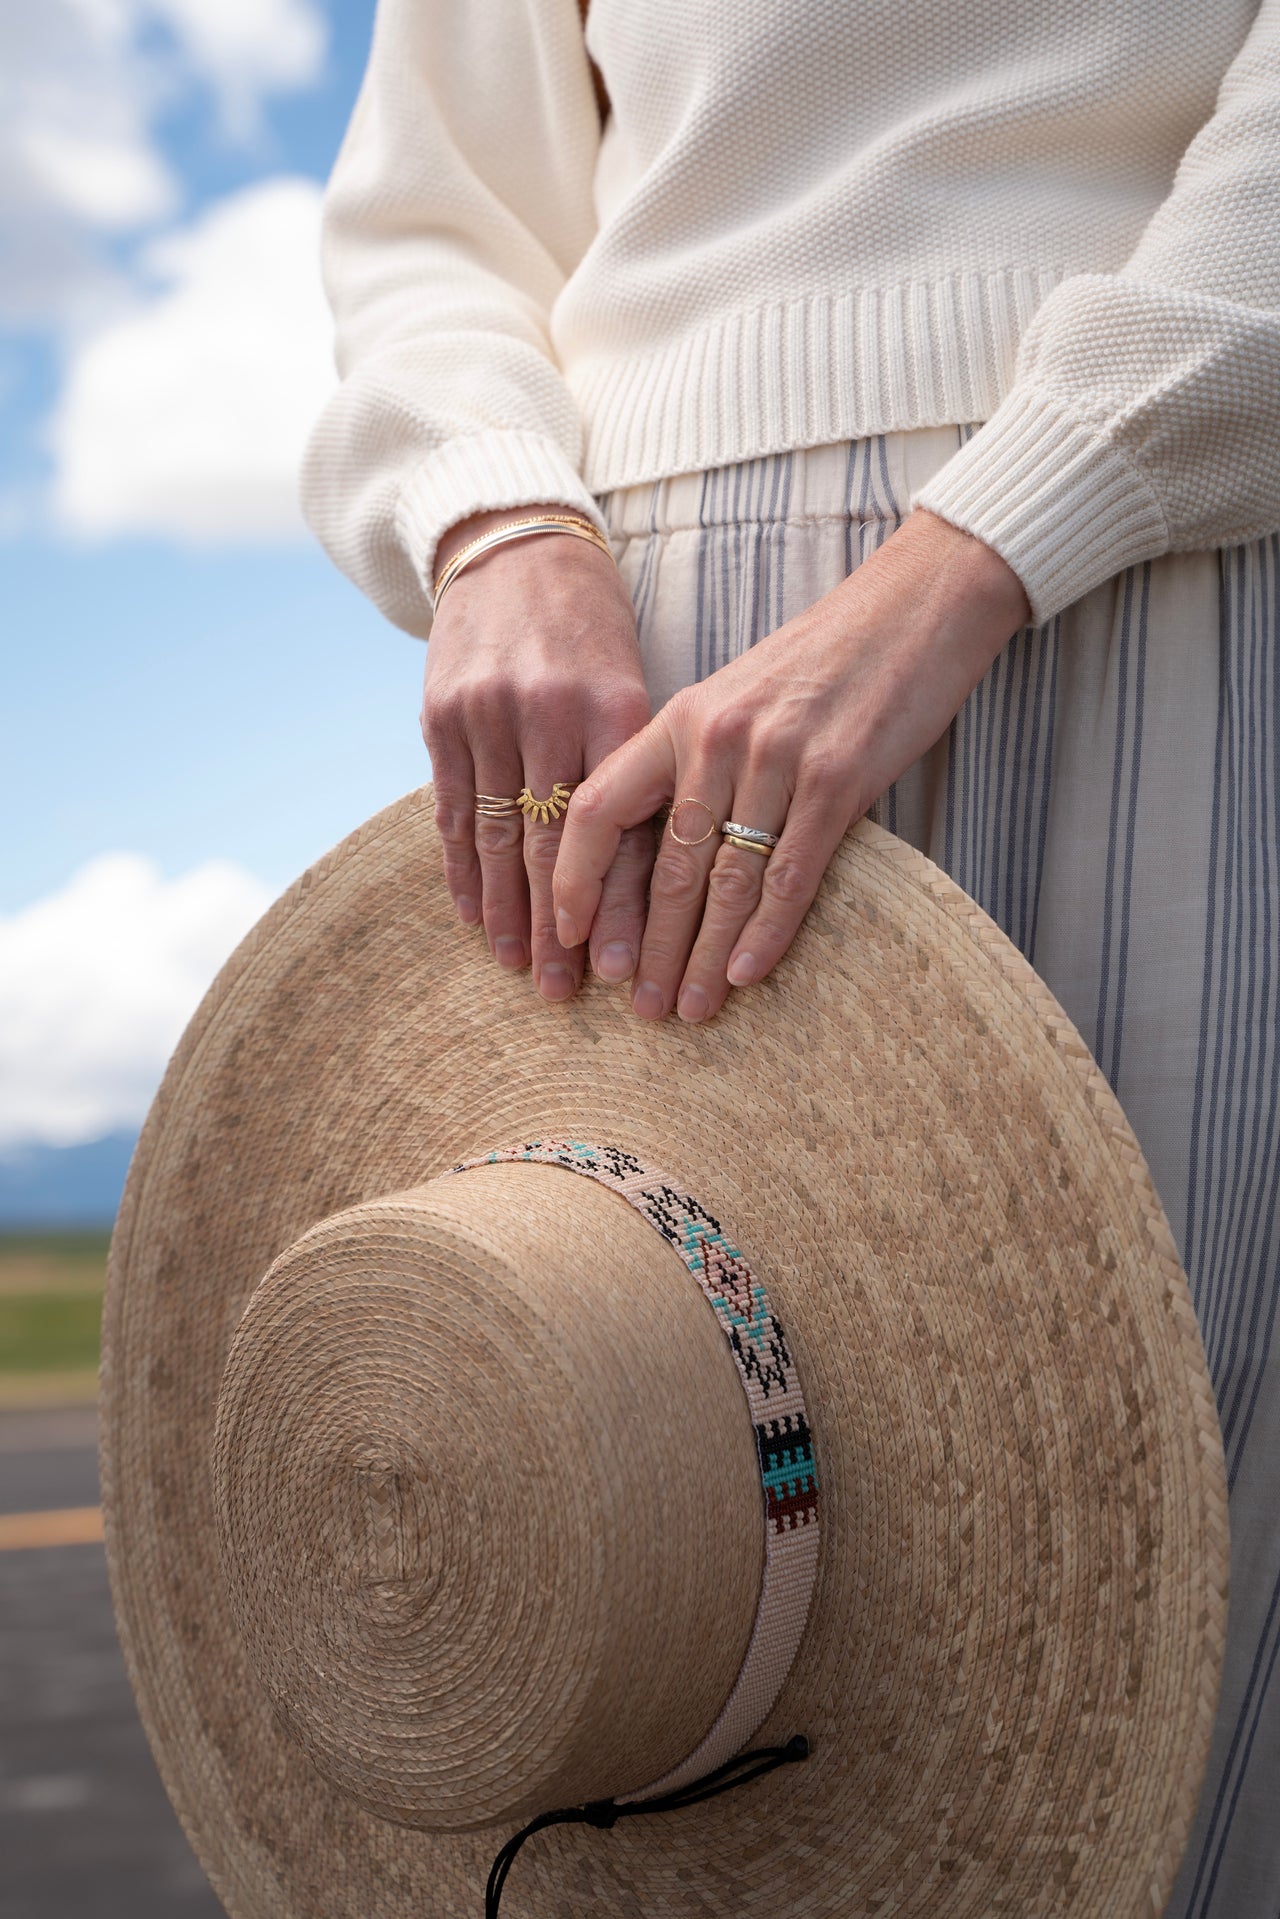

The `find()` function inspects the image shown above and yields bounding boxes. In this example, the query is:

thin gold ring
[517,781,578,826]
[474,793,522,817]
[667,797,719,847]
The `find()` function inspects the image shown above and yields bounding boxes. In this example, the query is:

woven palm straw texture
[100,791,1227,1919]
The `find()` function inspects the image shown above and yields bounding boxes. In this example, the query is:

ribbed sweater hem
[564,269,1065,494]
[912,384,1170,624]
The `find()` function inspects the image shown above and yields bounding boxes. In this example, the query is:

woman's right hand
[422,506,654,1002]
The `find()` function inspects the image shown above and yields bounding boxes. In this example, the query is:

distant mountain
[0,1131,138,1229]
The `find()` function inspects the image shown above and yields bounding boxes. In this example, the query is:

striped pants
[594,429,1280,1917]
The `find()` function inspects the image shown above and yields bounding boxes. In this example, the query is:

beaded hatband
[447,1138,820,1803]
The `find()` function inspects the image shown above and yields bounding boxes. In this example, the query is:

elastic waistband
[593,425,974,539]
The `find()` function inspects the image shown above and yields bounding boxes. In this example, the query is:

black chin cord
[485,1734,810,1917]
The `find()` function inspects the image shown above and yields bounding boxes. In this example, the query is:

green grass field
[0,1230,109,1403]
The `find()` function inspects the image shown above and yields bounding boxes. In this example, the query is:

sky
[2,0,433,1155]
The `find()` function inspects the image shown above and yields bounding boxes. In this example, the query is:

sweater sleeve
[298,0,607,639]
[911,1,1280,626]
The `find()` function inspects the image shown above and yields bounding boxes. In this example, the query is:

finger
[675,782,790,1022]
[582,696,656,986]
[629,784,731,1021]
[588,823,656,983]
[553,716,678,949]
[522,757,587,1003]
[725,785,851,990]
[471,749,532,972]
[428,732,484,928]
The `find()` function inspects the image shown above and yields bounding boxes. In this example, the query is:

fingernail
[556,909,579,949]
[632,980,665,1019]
[538,962,575,1001]
[596,941,634,983]
[727,952,756,986]
[495,936,526,969]
[456,895,479,925]
[677,984,709,1023]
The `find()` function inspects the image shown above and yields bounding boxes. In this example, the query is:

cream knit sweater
[300,0,1280,636]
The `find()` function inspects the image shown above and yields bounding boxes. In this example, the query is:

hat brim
[100,790,1227,1918]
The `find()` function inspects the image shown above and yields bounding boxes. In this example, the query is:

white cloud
[0,2,174,325]
[17,124,177,234]
[49,177,335,541]
[0,853,273,1151]
[147,0,327,137]
[0,0,327,327]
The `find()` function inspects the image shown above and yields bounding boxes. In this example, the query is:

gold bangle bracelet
[431,516,613,613]
[436,514,607,590]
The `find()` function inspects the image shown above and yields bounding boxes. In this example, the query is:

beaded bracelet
[430,514,614,614]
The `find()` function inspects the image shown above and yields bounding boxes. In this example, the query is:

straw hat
[100,788,1227,1919]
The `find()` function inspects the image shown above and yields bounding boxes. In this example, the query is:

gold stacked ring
[721,820,779,858]
[474,793,522,818]
[517,782,578,825]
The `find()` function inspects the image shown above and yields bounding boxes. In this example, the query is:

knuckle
[596,687,652,737]
[520,676,578,732]
[566,779,608,822]
[473,814,524,857]
[697,703,749,758]
[650,848,707,910]
[800,747,847,791]
[748,717,801,766]
[433,802,473,845]
[606,822,658,869]
[661,685,700,734]
[706,856,762,912]
[421,686,465,741]
[761,856,811,909]
[523,827,563,876]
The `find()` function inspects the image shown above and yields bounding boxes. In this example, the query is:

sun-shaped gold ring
[517,781,578,826]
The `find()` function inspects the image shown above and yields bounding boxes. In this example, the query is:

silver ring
[721,821,780,849]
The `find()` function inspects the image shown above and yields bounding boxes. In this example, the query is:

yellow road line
[0,1367,99,1410]
[0,1505,103,1551]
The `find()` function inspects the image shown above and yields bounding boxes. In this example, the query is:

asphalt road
[0,1407,223,1919]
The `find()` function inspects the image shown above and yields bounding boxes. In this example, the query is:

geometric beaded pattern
[447,1138,820,1802]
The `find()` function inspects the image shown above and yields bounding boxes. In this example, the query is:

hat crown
[212,1159,763,1831]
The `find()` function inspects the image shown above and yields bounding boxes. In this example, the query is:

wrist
[836,508,1030,664]
[899,508,1032,634]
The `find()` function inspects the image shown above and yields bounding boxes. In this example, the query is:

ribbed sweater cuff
[910,387,1170,625]
[396,430,610,615]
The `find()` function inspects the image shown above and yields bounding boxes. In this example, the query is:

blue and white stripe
[597,432,1280,1918]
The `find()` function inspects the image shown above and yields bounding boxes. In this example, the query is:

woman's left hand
[553,509,1031,1022]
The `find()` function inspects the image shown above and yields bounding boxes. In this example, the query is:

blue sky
[1,0,434,1153]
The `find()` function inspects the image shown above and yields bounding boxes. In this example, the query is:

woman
[300,2,1280,1910]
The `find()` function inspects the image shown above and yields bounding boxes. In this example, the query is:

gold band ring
[474,793,522,817]
[517,781,578,825]
[723,831,773,858]
[667,797,720,847]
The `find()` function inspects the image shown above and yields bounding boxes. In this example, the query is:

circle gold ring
[667,797,720,847]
